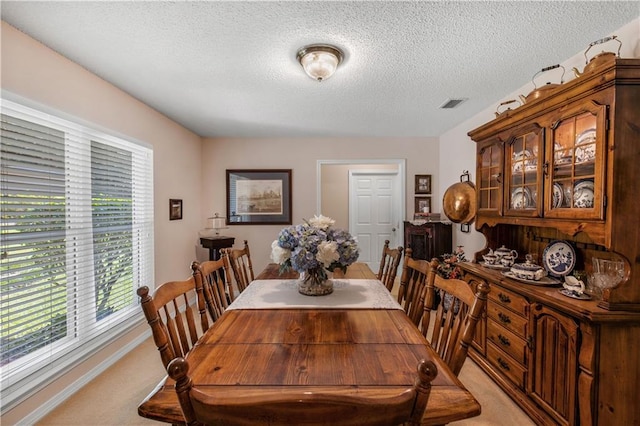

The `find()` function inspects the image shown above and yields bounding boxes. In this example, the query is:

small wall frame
[169,199,183,220]
[415,174,432,194]
[414,196,431,214]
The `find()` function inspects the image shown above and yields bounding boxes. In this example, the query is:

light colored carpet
[36,336,533,426]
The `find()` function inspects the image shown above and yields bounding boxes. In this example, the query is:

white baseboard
[15,330,151,426]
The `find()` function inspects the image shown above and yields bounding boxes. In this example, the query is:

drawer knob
[498,293,511,304]
[498,334,511,346]
[497,357,511,371]
[498,312,512,324]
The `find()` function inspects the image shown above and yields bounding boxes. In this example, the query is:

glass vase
[297,269,333,296]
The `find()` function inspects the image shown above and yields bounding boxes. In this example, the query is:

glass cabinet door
[477,139,503,216]
[505,126,544,217]
[545,103,607,220]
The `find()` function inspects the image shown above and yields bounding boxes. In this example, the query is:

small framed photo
[415,174,432,194]
[414,196,431,214]
[169,199,183,221]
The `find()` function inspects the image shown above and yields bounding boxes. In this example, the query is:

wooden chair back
[137,275,208,368]
[377,239,404,292]
[224,240,255,294]
[397,248,431,326]
[421,258,490,376]
[167,356,438,426]
[191,255,234,322]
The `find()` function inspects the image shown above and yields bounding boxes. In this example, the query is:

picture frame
[169,199,183,221]
[414,196,431,214]
[415,174,432,194]
[226,169,292,225]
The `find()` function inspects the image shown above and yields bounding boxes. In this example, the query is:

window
[0,98,154,410]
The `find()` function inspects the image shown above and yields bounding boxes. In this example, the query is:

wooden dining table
[138,262,481,425]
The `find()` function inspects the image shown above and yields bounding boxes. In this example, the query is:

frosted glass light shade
[297,44,343,82]
[211,217,226,231]
[204,212,228,236]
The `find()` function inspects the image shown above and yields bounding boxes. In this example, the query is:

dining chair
[377,239,404,292]
[167,356,438,426]
[224,239,255,294]
[397,248,432,326]
[137,275,209,368]
[421,258,490,376]
[191,255,234,322]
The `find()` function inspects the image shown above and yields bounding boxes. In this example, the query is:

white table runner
[227,279,402,310]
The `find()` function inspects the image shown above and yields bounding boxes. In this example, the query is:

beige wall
[1,21,203,423]
[201,137,439,272]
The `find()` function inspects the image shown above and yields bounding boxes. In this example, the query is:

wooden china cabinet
[463,59,640,425]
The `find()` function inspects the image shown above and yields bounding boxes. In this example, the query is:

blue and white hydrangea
[271,215,359,279]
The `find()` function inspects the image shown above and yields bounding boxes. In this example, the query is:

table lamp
[199,212,229,237]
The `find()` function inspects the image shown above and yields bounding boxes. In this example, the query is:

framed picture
[226,169,292,225]
[414,196,431,214]
[415,174,432,194]
[169,199,183,220]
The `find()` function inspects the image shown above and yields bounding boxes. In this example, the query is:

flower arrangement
[270,215,360,284]
[435,246,466,313]
[436,245,466,279]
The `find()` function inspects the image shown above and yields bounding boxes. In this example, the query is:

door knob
[392,228,396,232]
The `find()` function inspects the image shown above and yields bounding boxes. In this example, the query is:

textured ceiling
[2,1,639,138]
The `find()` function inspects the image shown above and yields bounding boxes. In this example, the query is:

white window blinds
[0,98,154,411]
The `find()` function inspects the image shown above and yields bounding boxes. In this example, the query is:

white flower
[308,214,335,230]
[316,240,340,268]
[270,240,290,264]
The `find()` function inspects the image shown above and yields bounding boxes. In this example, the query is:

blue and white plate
[542,240,576,278]
[552,183,564,208]
[573,179,594,208]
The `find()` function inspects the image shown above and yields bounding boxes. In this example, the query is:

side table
[200,236,235,261]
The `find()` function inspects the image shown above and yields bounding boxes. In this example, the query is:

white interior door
[349,170,402,272]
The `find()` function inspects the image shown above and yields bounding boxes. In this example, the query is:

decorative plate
[558,288,592,300]
[573,179,594,208]
[552,183,564,208]
[575,144,595,164]
[511,187,532,209]
[511,150,532,173]
[576,128,596,145]
[542,240,576,277]
[501,271,561,286]
[555,156,573,165]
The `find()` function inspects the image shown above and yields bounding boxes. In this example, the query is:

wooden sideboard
[464,59,640,425]
[460,262,640,426]
[403,221,452,261]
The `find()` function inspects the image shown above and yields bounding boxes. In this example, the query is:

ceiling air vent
[439,98,467,109]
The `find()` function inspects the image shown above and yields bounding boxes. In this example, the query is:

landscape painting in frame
[226,169,292,225]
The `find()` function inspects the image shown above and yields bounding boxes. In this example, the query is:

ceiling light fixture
[296,44,344,82]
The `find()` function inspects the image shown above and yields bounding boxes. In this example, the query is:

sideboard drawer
[487,319,527,364]
[487,302,528,337]
[488,285,529,317]
[487,342,527,390]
